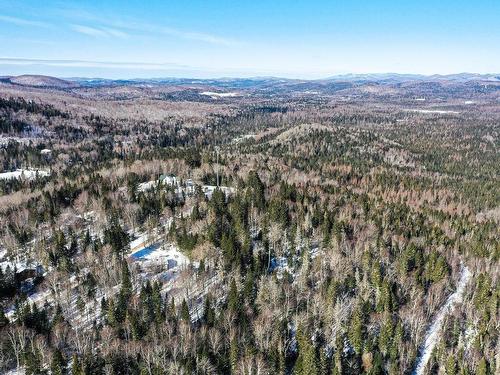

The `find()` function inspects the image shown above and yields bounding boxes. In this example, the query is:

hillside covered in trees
[0,76,498,375]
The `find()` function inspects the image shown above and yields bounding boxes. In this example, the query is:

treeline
[0,97,69,118]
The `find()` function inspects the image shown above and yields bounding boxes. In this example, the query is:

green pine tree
[71,354,83,375]
[230,335,239,374]
[121,260,133,298]
[476,358,489,375]
[50,349,66,375]
[228,278,239,316]
[349,306,365,354]
[445,354,456,375]
[181,298,190,322]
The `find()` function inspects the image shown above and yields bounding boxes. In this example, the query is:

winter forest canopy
[0,75,498,375]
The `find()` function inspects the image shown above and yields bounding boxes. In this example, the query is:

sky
[0,0,499,79]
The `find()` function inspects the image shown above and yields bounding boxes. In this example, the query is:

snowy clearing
[407,109,459,114]
[0,168,50,180]
[131,242,189,268]
[200,91,240,99]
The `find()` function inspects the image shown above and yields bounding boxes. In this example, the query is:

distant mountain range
[0,73,498,91]
[0,74,78,88]
[69,72,500,86]
[323,73,500,83]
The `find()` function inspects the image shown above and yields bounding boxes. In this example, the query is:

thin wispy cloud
[71,24,128,38]
[100,27,129,39]
[154,25,239,46]
[55,5,239,46]
[71,20,237,46]
[0,14,51,28]
[0,57,193,71]
[71,24,107,37]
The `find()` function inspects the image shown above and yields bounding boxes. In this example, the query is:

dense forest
[0,77,498,375]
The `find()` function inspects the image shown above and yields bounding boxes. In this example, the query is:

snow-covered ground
[200,91,240,99]
[133,175,235,201]
[131,242,189,268]
[0,252,38,273]
[407,109,459,114]
[0,168,50,180]
[4,368,26,375]
[270,256,292,278]
[137,180,158,192]
[5,286,54,319]
[202,185,235,199]
[413,266,471,375]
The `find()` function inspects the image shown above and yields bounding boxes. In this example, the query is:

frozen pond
[131,243,161,259]
[130,242,189,268]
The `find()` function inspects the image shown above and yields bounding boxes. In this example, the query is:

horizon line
[0,57,499,81]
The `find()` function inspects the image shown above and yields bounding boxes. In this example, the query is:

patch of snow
[131,242,189,268]
[137,176,180,193]
[137,180,157,192]
[407,109,459,114]
[4,368,26,375]
[0,258,33,273]
[0,168,50,180]
[200,91,240,99]
[464,323,478,350]
[202,185,235,199]
[309,244,321,259]
[129,233,150,252]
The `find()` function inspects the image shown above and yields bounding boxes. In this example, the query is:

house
[160,174,178,186]
[129,233,150,253]
[185,179,195,194]
[15,265,44,282]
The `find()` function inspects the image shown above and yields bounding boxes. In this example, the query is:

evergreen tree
[71,354,83,375]
[24,347,43,375]
[203,295,216,327]
[0,307,8,328]
[181,298,190,322]
[227,278,239,316]
[378,315,393,356]
[476,358,489,375]
[445,354,456,375]
[120,260,133,299]
[295,326,318,375]
[349,305,365,354]
[247,170,265,211]
[230,335,239,374]
[166,297,177,323]
[50,349,66,375]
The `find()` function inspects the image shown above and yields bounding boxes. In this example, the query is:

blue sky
[0,0,499,78]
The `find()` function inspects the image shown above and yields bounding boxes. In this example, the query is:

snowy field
[200,91,240,99]
[0,168,50,180]
[407,109,459,114]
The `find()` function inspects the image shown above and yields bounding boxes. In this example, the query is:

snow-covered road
[413,266,471,375]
